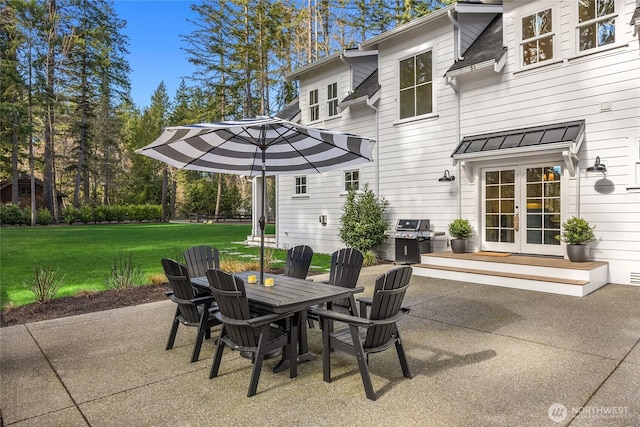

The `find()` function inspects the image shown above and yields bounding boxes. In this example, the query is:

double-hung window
[295,176,307,195]
[521,8,555,66]
[399,50,433,120]
[327,82,338,117]
[309,89,319,122]
[577,0,616,51]
[344,171,359,192]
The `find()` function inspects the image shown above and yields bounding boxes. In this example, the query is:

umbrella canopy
[136,116,375,284]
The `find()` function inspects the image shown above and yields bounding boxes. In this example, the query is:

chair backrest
[364,265,412,349]
[283,245,314,279]
[161,258,201,324]
[184,245,220,278]
[205,269,257,347]
[327,248,364,288]
[327,248,364,308]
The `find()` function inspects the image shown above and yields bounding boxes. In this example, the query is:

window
[577,0,616,51]
[344,171,359,192]
[295,176,307,195]
[308,89,319,122]
[399,51,432,120]
[521,8,554,66]
[327,82,338,117]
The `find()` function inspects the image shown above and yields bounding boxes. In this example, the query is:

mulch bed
[1,283,171,327]
[0,267,302,328]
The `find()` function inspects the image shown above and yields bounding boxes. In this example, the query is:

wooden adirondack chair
[205,269,296,397]
[307,248,364,326]
[315,265,413,400]
[161,258,221,363]
[183,245,221,278]
[283,245,314,279]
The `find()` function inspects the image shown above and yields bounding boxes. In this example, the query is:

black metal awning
[451,120,585,181]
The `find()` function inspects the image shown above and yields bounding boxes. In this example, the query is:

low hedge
[1,204,162,225]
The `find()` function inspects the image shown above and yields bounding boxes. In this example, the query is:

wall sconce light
[319,215,327,226]
[438,170,455,182]
[586,156,607,173]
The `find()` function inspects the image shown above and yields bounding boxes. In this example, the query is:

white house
[273,0,640,290]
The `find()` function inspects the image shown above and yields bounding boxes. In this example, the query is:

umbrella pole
[259,147,266,284]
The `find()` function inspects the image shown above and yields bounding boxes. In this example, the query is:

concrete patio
[1,265,639,426]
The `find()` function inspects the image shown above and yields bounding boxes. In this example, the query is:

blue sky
[114,0,199,109]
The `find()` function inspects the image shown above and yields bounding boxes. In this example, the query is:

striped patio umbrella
[136,116,375,284]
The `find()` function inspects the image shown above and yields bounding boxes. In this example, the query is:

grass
[0,223,333,309]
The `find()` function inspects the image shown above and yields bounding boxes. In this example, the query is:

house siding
[278,0,640,286]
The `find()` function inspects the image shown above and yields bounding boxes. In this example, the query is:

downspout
[448,10,464,61]
[446,75,462,218]
[366,99,380,196]
[339,53,353,93]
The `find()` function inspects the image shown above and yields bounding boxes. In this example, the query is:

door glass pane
[526,165,561,247]
[486,171,500,184]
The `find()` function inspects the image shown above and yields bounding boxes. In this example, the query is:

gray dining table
[191,271,356,376]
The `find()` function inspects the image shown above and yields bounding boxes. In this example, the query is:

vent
[631,272,640,285]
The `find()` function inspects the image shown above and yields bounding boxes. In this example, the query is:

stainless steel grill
[394,219,436,264]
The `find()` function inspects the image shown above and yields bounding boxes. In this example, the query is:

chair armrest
[192,295,215,305]
[313,308,373,326]
[214,311,294,327]
[370,308,411,326]
[357,296,373,306]
[352,286,365,294]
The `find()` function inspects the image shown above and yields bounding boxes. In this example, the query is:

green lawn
[0,223,332,309]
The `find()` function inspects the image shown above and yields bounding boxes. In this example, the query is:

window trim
[343,170,360,193]
[515,5,559,70]
[396,47,436,123]
[308,88,320,123]
[571,0,625,57]
[294,175,307,196]
[327,82,338,118]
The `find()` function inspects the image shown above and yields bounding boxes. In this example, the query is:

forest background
[1,0,452,224]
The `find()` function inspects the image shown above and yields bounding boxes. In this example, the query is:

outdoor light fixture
[319,215,327,226]
[586,156,607,173]
[438,170,455,182]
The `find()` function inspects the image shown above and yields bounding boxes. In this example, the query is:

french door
[482,164,563,256]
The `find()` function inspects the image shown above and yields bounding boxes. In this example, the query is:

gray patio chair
[205,269,296,397]
[283,245,314,279]
[315,265,413,400]
[161,258,221,363]
[183,245,221,278]
[307,248,364,326]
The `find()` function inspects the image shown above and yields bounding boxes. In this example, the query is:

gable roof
[275,98,300,121]
[339,70,380,108]
[446,14,505,76]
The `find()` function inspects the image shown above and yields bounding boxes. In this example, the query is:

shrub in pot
[448,218,473,253]
[555,216,596,262]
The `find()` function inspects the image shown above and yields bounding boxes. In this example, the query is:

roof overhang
[359,5,454,49]
[445,51,506,80]
[452,120,585,182]
[455,1,503,14]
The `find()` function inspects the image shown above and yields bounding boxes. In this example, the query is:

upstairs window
[295,176,307,195]
[578,0,616,51]
[344,170,359,192]
[399,50,433,120]
[309,89,319,122]
[327,82,338,117]
[521,8,554,66]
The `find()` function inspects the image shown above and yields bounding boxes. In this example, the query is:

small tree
[339,184,390,254]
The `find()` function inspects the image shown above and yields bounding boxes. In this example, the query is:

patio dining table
[191,271,356,377]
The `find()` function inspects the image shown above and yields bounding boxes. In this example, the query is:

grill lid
[396,219,430,231]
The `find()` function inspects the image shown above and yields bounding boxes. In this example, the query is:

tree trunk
[161,167,168,221]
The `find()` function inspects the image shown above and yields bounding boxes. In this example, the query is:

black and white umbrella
[136,116,375,283]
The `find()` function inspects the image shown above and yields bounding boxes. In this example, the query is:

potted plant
[555,216,596,262]
[448,218,473,254]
